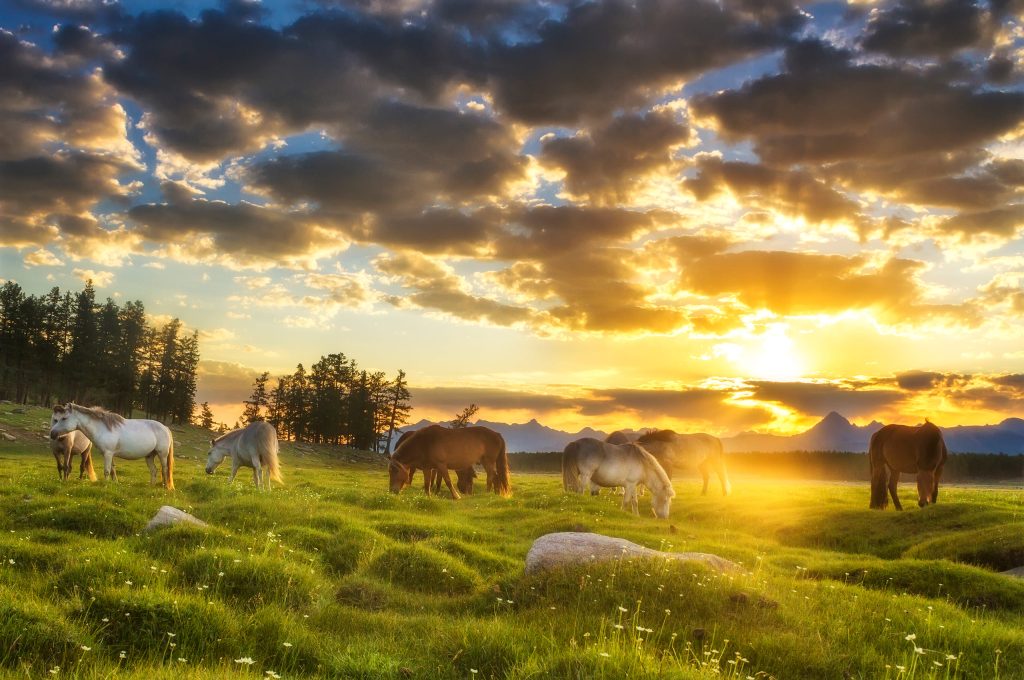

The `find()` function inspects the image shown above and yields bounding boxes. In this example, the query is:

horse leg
[432,468,442,494]
[887,470,903,511]
[103,451,115,482]
[422,468,433,496]
[483,460,497,492]
[621,483,639,515]
[252,457,263,489]
[146,454,159,485]
[715,457,731,496]
[932,464,944,503]
[436,464,461,500]
[589,481,600,496]
[698,459,711,496]
[579,470,594,496]
[916,471,935,508]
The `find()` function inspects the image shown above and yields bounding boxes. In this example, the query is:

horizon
[2,0,1024,436]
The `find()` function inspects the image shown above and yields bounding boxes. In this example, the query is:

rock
[0,431,15,442]
[524,532,741,575]
[10,408,26,414]
[1002,566,1024,578]
[144,506,208,532]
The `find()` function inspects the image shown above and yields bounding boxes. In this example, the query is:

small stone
[0,432,15,442]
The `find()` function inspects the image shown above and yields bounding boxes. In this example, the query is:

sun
[741,325,805,381]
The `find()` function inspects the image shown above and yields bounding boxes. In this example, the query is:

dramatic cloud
[745,380,906,417]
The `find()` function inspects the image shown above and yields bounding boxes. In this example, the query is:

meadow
[1,405,1024,679]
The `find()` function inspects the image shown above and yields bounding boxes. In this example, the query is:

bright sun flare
[741,327,805,381]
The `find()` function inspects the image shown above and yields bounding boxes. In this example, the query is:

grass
[1,404,1023,678]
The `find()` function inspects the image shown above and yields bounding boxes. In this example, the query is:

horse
[49,403,174,490]
[51,430,96,481]
[869,421,948,510]
[605,431,634,445]
[562,438,674,518]
[394,428,481,495]
[205,420,283,489]
[389,424,510,498]
[636,430,731,496]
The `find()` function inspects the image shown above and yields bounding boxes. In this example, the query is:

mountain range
[400,412,1024,455]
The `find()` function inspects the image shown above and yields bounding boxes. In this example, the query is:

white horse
[49,403,175,490]
[205,421,282,489]
[562,438,675,519]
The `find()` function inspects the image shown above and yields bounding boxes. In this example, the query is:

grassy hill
[1,404,1023,679]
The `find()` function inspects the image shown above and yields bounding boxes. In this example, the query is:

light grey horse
[51,430,96,481]
[562,438,675,518]
[205,421,282,489]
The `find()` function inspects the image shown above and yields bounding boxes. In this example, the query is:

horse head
[388,458,410,493]
[205,438,230,474]
[49,403,78,440]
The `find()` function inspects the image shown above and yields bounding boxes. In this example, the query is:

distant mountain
[399,418,608,453]
[399,413,1024,455]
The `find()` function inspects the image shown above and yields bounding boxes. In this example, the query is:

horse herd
[43,402,950,515]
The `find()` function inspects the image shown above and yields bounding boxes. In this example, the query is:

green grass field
[2,405,1024,679]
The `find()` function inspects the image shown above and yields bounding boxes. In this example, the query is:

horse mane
[627,443,673,494]
[637,429,677,444]
[212,427,244,444]
[69,403,125,429]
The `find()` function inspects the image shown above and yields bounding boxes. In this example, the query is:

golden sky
[2,0,1023,434]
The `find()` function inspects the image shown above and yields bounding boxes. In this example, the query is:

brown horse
[636,430,731,495]
[394,429,478,494]
[51,430,96,481]
[389,425,510,498]
[869,421,948,510]
[605,431,633,445]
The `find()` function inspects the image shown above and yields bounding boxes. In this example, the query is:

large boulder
[525,532,740,575]
[144,506,208,532]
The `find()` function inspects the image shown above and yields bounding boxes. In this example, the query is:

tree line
[241,354,412,453]
[0,280,199,424]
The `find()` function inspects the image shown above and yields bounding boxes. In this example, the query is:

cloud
[540,110,691,202]
[860,0,994,58]
[581,387,774,430]
[745,380,906,417]
[72,267,114,286]
[196,359,260,405]
[23,249,64,267]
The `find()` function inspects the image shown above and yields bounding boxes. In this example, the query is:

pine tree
[242,371,270,424]
[383,369,412,454]
[451,404,479,428]
[199,402,215,430]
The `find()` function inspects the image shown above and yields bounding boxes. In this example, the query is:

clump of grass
[369,544,479,595]
[18,500,139,537]
[82,588,238,661]
[135,522,228,560]
[905,524,1024,572]
[176,548,322,609]
[55,547,159,598]
[0,589,84,673]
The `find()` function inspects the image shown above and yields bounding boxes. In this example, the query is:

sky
[2,0,1024,434]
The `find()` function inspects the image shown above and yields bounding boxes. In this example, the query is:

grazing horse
[605,431,634,445]
[205,421,283,489]
[49,403,174,490]
[869,421,948,510]
[636,430,731,496]
[389,425,510,498]
[562,438,675,519]
[394,428,480,495]
[51,430,96,481]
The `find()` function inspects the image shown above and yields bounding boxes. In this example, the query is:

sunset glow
[2,0,1023,435]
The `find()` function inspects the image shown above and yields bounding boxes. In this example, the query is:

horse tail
[493,437,512,497]
[165,437,175,491]
[868,431,887,510]
[264,435,283,485]
[84,442,97,482]
[712,436,731,496]
[562,441,582,493]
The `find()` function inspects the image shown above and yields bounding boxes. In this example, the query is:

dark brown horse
[869,421,948,510]
[389,425,510,498]
[393,429,477,494]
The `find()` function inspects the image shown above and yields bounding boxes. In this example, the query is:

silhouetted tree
[450,404,479,428]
